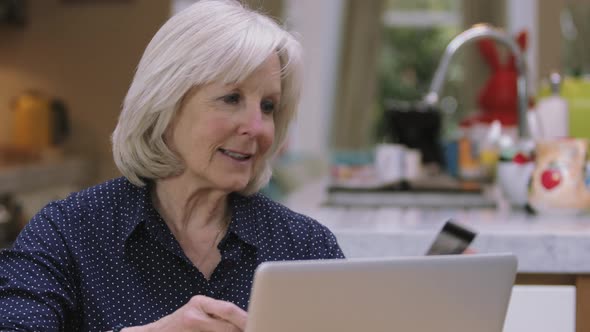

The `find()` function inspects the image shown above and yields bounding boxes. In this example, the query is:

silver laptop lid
[246,253,517,332]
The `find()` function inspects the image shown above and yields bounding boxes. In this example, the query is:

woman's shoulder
[58,177,142,209]
[242,193,344,259]
[245,193,315,222]
[39,177,147,226]
[241,193,334,237]
[15,177,146,252]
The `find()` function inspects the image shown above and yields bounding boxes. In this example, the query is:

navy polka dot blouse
[0,177,344,331]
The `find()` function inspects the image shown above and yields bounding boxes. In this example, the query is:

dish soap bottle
[536,72,569,139]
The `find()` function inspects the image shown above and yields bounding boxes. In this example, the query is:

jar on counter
[454,119,515,182]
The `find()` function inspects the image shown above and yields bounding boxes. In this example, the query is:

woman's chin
[215,177,250,193]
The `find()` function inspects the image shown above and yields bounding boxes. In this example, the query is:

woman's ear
[477,38,501,71]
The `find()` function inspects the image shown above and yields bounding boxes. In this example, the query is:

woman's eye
[222,93,241,104]
[261,100,276,114]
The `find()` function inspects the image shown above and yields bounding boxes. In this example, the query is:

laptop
[246,253,517,332]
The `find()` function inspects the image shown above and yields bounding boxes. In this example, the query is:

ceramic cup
[496,160,535,207]
[375,143,405,183]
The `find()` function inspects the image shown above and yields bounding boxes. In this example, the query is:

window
[376,0,463,141]
[560,2,590,77]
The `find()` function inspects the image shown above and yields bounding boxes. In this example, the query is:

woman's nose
[239,103,265,136]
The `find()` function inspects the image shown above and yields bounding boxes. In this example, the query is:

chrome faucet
[424,24,529,138]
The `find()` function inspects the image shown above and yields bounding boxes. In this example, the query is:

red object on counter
[541,165,563,190]
[462,30,534,127]
[512,152,531,164]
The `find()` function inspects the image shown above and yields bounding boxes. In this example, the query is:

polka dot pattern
[0,177,344,331]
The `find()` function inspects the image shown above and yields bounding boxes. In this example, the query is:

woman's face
[168,55,280,192]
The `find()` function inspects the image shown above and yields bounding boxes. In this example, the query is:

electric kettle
[11,90,69,156]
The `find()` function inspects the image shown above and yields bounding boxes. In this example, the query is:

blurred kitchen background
[1,0,590,331]
[1,0,588,214]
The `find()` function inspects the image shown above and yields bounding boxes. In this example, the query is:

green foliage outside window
[375,25,462,142]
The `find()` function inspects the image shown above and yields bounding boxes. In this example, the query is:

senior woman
[0,1,344,331]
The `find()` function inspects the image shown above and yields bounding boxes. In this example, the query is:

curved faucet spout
[424,24,529,138]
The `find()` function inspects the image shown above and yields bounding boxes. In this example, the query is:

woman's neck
[151,174,230,237]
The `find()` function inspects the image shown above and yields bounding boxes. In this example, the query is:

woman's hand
[125,295,247,332]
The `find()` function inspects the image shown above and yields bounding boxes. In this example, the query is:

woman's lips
[218,148,253,161]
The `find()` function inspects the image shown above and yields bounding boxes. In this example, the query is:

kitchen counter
[285,178,590,332]
[286,178,590,273]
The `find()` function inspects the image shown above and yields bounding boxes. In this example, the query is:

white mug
[375,144,404,183]
[496,160,535,207]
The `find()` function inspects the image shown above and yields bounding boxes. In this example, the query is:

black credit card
[426,219,476,255]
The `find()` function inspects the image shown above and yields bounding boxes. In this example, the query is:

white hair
[112,0,302,195]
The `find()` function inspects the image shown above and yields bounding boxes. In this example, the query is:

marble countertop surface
[285,179,590,274]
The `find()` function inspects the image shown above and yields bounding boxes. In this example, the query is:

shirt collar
[122,179,154,242]
[226,193,260,249]
[121,180,261,250]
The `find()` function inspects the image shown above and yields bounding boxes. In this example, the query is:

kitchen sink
[325,175,497,208]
